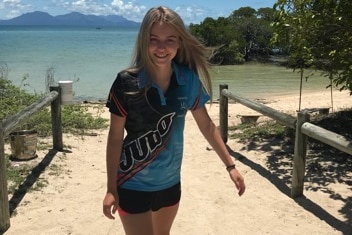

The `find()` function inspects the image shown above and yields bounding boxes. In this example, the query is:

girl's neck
[151,65,173,93]
[152,65,172,80]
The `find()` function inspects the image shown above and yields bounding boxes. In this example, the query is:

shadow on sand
[227,137,352,235]
[8,149,65,216]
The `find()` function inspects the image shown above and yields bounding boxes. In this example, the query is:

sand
[3,90,352,235]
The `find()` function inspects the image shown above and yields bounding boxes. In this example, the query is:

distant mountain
[0,11,140,26]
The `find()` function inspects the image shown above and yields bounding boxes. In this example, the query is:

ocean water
[0,25,137,100]
[0,25,332,101]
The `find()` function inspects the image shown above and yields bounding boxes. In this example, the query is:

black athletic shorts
[117,182,181,215]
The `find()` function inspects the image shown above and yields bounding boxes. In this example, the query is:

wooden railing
[0,86,63,234]
[219,84,352,198]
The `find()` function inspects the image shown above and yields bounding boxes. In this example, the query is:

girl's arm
[103,113,126,219]
[191,106,245,196]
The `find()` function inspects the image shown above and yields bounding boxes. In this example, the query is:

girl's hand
[228,168,246,196]
[103,192,119,219]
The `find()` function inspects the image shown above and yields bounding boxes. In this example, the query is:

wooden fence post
[219,84,229,143]
[50,86,63,151]
[291,111,310,198]
[0,124,10,234]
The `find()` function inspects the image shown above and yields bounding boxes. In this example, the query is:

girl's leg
[151,203,180,235]
[119,211,154,235]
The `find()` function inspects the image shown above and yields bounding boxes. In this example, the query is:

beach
[4,90,352,235]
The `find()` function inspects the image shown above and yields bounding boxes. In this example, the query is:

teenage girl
[103,6,245,235]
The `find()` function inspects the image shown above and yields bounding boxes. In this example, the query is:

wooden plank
[238,114,261,124]
[302,122,352,155]
[219,85,228,143]
[221,89,296,129]
[2,91,58,136]
[50,86,63,151]
[305,107,330,115]
[291,111,309,198]
[0,125,10,233]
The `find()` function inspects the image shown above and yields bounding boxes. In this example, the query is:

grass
[229,120,294,142]
[5,156,34,194]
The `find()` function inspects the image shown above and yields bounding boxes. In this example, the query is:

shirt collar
[137,61,185,89]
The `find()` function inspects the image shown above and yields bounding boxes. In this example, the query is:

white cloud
[109,0,147,21]
[110,1,147,21]
[1,0,32,19]
[111,0,123,7]
[3,0,22,4]
[52,0,146,21]
[175,5,206,24]
[6,9,20,18]
[69,0,101,13]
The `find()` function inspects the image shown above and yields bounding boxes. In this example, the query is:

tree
[190,17,244,64]
[314,0,352,93]
[228,7,256,20]
[229,7,274,61]
[257,7,275,21]
[272,0,352,94]
[189,7,275,64]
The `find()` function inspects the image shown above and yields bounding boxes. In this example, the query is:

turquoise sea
[0,25,332,101]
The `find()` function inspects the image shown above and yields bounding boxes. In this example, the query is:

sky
[0,0,278,24]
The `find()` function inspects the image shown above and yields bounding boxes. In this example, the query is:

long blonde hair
[128,6,213,98]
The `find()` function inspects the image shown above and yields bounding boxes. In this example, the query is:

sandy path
[4,90,352,235]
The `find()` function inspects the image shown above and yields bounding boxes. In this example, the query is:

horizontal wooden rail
[221,89,296,129]
[301,122,352,155]
[2,91,58,136]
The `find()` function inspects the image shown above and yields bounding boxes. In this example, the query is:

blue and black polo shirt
[106,62,210,191]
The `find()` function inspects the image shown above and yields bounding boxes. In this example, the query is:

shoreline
[79,88,349,103]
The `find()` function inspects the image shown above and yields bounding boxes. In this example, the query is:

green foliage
[11,102,108,137]
[272,0,352,94]
[0,75,39,121]
[0,69,108,136]
[61,105,108,134]
[228,7,275,62]
[271,0,315,67]
[22,109,52,136]
[5,155,34,194]
[189,7,275,64]
[229,121,293,142]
